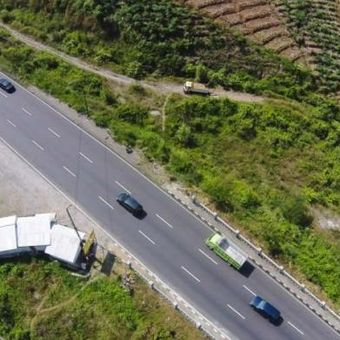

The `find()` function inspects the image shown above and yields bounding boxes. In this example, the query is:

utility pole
[66,205,84,251]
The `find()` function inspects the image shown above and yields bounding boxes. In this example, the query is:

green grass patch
[0,257,204,339]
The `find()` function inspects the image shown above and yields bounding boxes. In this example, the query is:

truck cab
[183,81,211,96]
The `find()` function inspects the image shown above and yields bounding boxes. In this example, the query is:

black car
[250,296,281,323]
[0,79,15,93]
[116,192,144,217]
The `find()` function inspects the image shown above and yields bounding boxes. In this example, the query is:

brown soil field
[178,0,307,63]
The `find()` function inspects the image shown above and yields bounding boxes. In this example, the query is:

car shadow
[135,210,147,220]
[271,316,284,327]
[239,261,255,277]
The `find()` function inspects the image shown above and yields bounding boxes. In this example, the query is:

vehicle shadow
[271,316,284,327]
[239,261,255,277]
[135,210,147,220]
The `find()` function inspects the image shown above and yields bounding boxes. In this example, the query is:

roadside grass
[0,256,204,339]
[0,29,339,310]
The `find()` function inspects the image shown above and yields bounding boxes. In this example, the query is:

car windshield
[218,237,229,251]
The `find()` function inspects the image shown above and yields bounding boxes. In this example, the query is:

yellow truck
[183,81,211,96]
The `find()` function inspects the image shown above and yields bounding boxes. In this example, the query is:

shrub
[114,103,148,126]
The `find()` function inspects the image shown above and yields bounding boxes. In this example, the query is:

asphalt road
[0,74,339,340]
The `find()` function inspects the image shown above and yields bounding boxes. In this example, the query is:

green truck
[206,233,248,270]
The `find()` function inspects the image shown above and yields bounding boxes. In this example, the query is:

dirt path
[0,22,264,103]
[30,275,102,333]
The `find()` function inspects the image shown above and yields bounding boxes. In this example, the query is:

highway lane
[0,75,339,340]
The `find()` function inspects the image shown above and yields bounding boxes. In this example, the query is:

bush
[114,103,148,126]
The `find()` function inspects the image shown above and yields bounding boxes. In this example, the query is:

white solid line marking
[227,304,246,320]
[288,321,304,335]
[156,214,174,229]
[98,195,114,210]
[79,152,93,164]
[138,230,155,245]
[181,266,200,283]
[6,119,16,127]
[22,107,32,116]
[32,140,44,151]
[242,285,256,296]
[198,248,218,265]
[0,91,8,98]
[63,166,76,178]
[115,180,131,194]
[48,127,61,138]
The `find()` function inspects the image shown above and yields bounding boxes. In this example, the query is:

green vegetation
[0,0,319,98]
[0,29,339,309]
[0,257,204,339]
[278,0,340,92]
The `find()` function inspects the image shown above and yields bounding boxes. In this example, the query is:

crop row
[274,0,340,93]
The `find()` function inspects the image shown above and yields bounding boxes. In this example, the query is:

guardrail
[166,191,340,334]
[121,249,232,340]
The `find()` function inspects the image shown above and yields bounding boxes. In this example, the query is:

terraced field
[179,0,306,62]
[274,0,340,93]
[179,0,340,94]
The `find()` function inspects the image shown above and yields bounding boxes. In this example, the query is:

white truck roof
[217,234,248,267]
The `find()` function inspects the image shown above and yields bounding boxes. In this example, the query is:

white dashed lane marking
[98,195,114,210]
[62,165,76,178]
[0,92,8,98]
[227,304,246,320]
[48,127,61,138]
[138,230,156,245]
[79,152,93,164]
[32,140,44,151]
[288,321,304,335]
[198,248,218,265]
[242,285,256,296]
[156,214,174,229]
[22,107,32,116]
[181,266,200,283]
[6,119,16,128]
[115,180,131,194]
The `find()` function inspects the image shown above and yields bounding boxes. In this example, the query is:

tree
[175,123,193,147]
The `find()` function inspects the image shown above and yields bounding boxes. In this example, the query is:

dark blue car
[0,79,15,93]
[250,296,281,323]
[116,192,144,217]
